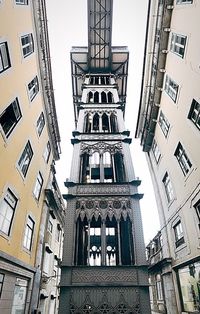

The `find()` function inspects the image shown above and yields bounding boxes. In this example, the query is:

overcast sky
[46,0,160,244]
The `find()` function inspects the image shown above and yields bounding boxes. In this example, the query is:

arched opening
[95,76,99,85]
[101,91,107,103]
[120,215,134,265]
[74,216,89,266]
[94,91,99,103]
[89,216,101,266]
[88,91,93,103]
[90,152,100,183]
[103,152,113,183]
[80,152,90,183]
[110,113,118,133]
[93,113,99,131]
[102,113,109,132]
[107,91,113,103]
[84,113,92,133]
[114,152,126,182]
[106,216,118,266]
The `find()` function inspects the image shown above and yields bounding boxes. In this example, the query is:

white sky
[46,0,160,244]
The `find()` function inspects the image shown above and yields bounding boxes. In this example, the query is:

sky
[45,0,160,244]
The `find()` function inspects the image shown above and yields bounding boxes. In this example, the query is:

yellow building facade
[0,0,61,312]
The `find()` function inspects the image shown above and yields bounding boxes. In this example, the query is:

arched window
[90,152,100,183]
[88,91,93,103]
[93,113,99,131]
[80,153,90,183]
[102,113,109,132]
[120,215,134,265]
[94,91,99,103]
[103,152,113,183]
[74,216,89,266]
[95,76,99,85]
[110,113,118,133]
[84,113,92,133]
[101,91,107,103]
[106,216,118,266]
[114,152,126,182]
[103,152,111,165]
[107,91,113,103]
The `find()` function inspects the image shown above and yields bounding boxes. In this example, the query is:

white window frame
[174,142,192,176]
[176,0,193,4]
[21,33,34,58]
[18,140,33,177]
[0,189,17,236]
[159,111,170,137]
[173,221,185,248]
[170,33,187,58]
[43,141,51,163]
[36,112,45,136]
[152,139,161,163]
[156,274,163,301]
[164,75,179,102]
[0,97,22,138]
[33,172,43,200]
[162,172,174,203]
[15,0,28,4]
[23,216,34,251]
[0,41,11,73]
[188,99,200,130]
[28,76,39,101]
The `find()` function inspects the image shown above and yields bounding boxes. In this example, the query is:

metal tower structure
[59,1,150,313]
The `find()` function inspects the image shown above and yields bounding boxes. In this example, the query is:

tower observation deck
[59,1,151,313]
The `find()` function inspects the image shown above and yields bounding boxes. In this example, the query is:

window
[47,219,53,233]
[152,139,161,163]
[0,274,4,298]
[174,142,192,175]
[33,172,43,200]
[43,141,51,163]
[0,189,17,236]
[0,42,11,73]
[16,0,28,4]
[18,141,33,177]
[11,278,28,313]
[188,99,200,130]
[21,33,34,58]
[23,216,34,251]
[156,274,163,301]
[176,0,193,4]
[56,225,61,242]
[173,221,185,247]
[159,111,170,137]
[0,98,22,138]
[164,75,179,102]
[194,201,200,230]
[178,262,200,312]
[162,172,174,203]
[36,112,45,136]
[170,33,187,58]
[28,76,39,101]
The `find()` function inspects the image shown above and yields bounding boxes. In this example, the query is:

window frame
[152,139,161,163]
[176,0,193,4]
[0,188,17,236]
[0,273,4,298]
[188,99,200,131]
[173,221,185,248]
[170,33,187,58]
[0,97,22,138]
[15,0,28,4]
[18,140,33,178]
[0,41,11,74]
[164,74,179,102]
[174,142,192,176]
[23,216,34,251]
[21,33,34,58]
[36,112,45,136]
[159,111,170,137]
[194,200,200,230]
[28,76,39,101]
[33,171,43,200]
[162,172,174,203]
[43,141,51,163]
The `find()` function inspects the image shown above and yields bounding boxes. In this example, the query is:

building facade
[59,0,151,313]
[0,0,62,313]
[136,0,200,313]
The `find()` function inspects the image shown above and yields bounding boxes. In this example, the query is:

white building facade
[136,0,200,313]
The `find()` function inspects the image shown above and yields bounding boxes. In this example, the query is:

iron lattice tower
[59,1,150,313]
